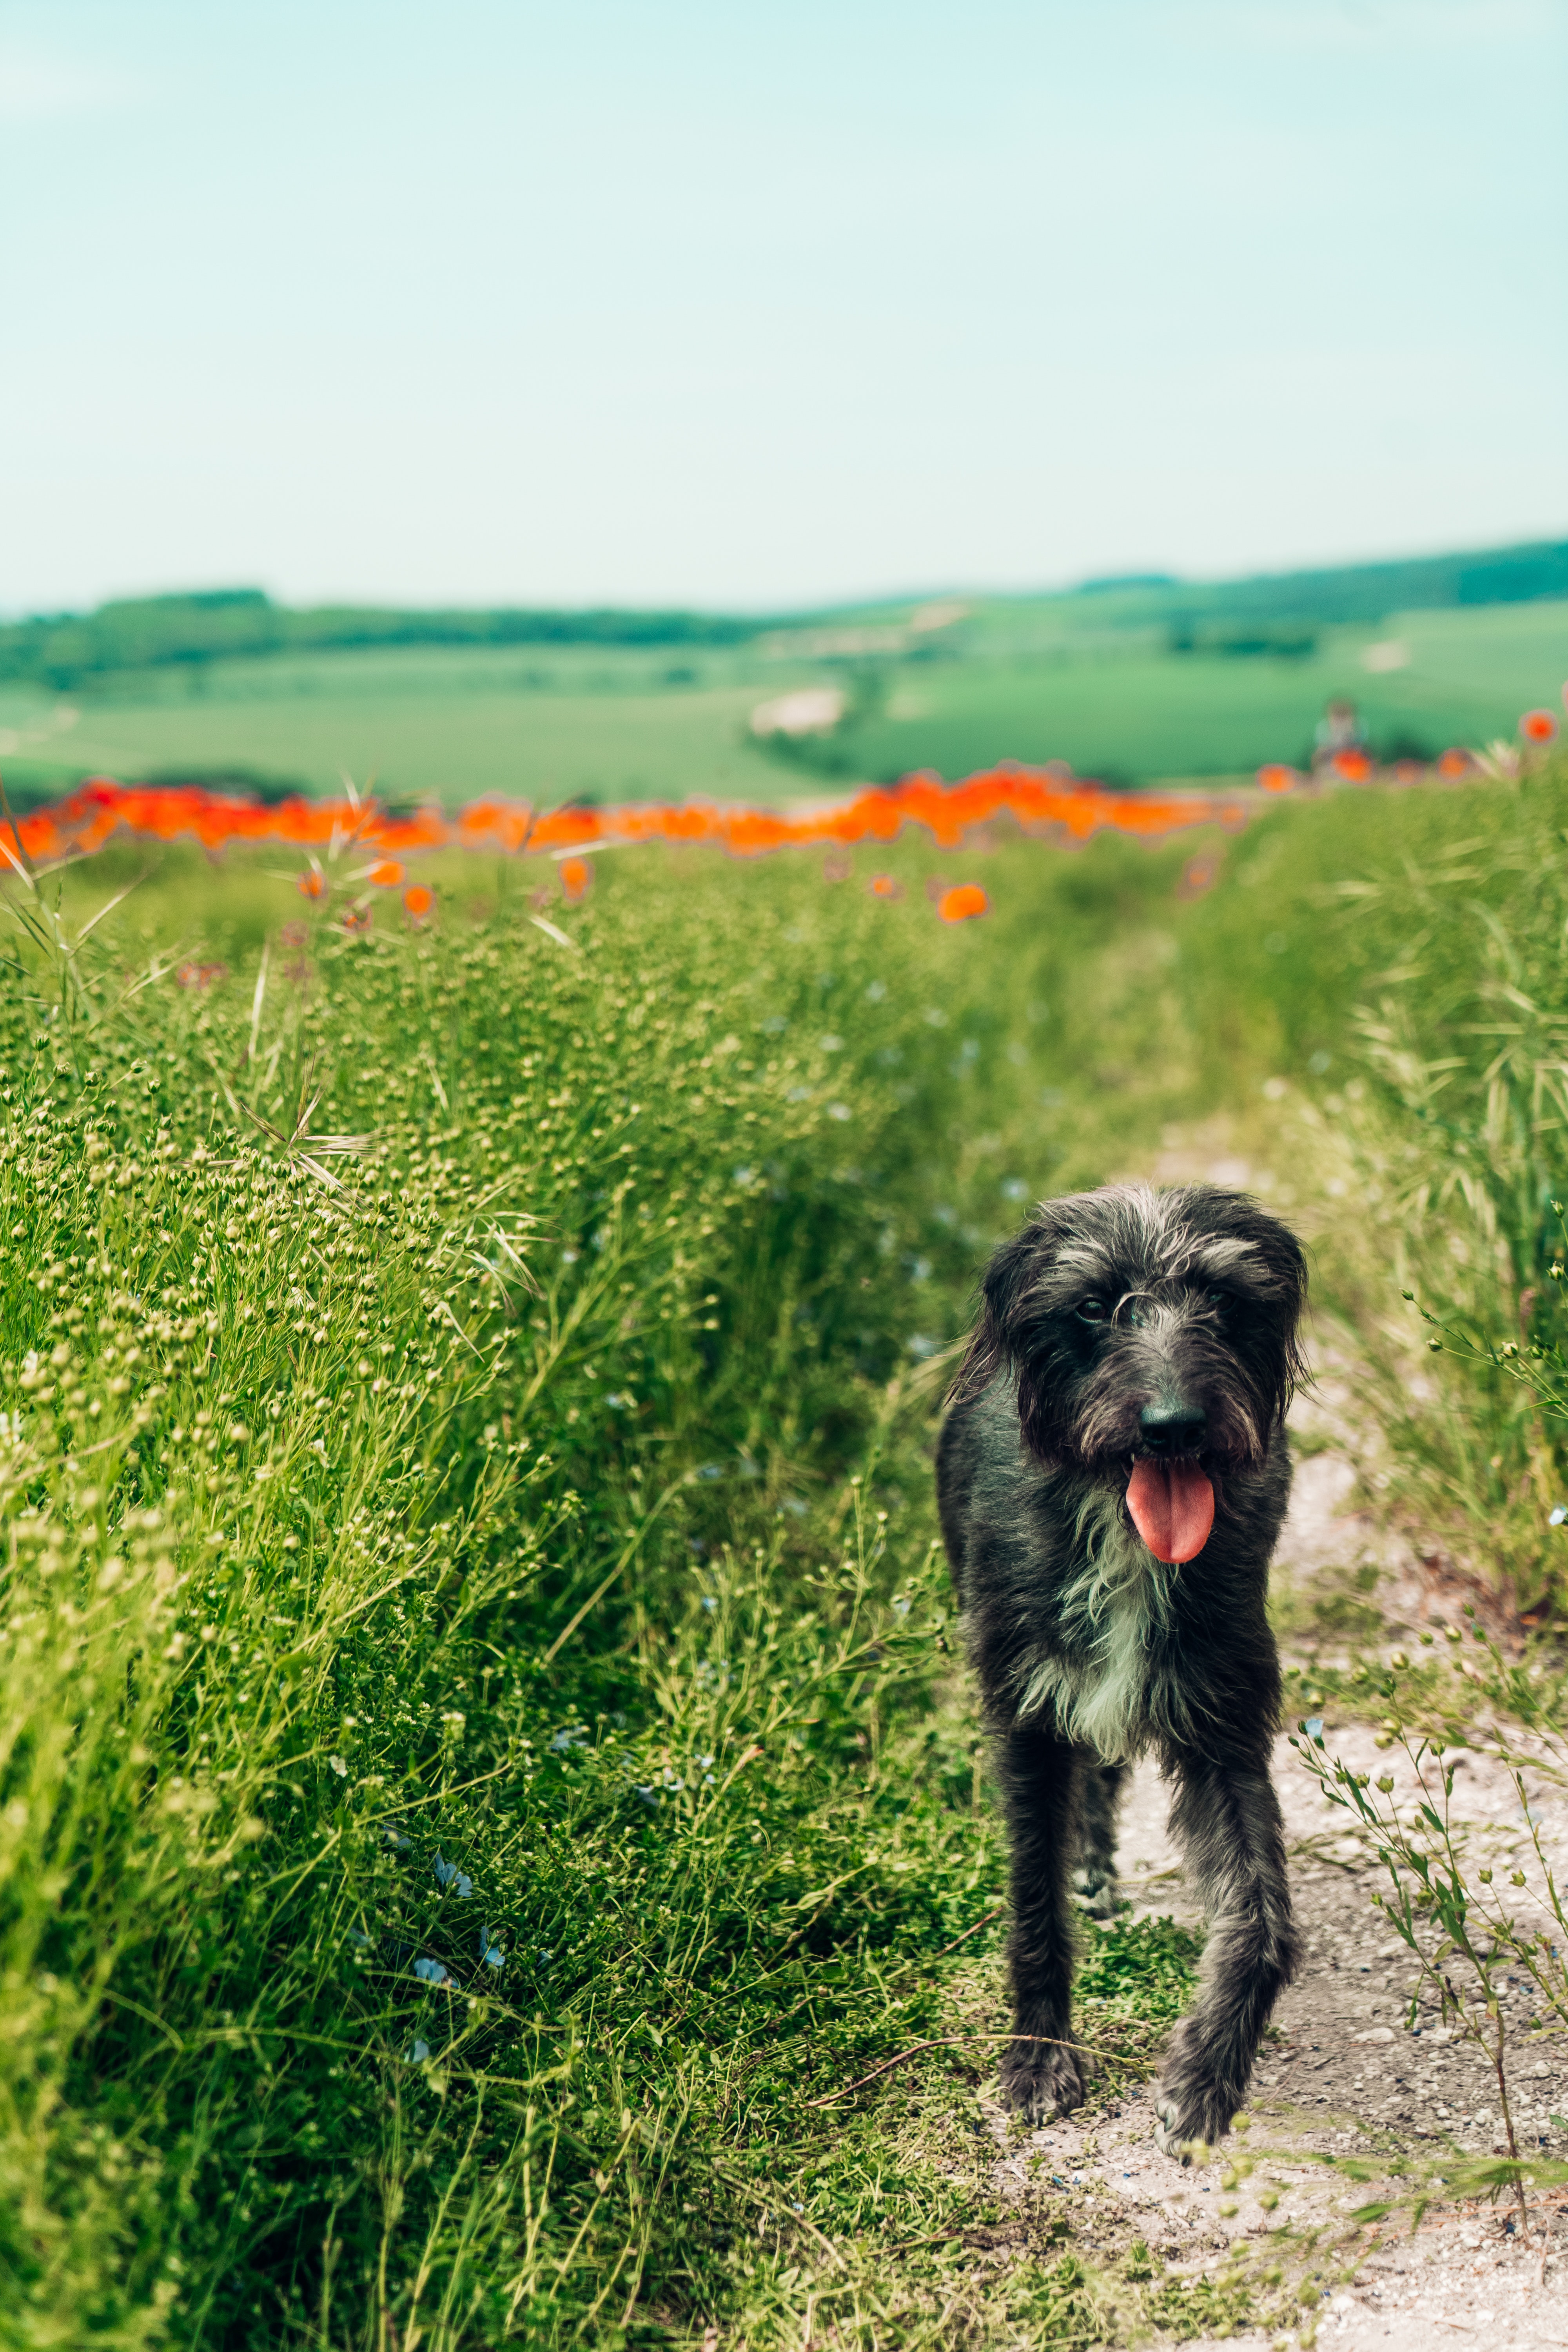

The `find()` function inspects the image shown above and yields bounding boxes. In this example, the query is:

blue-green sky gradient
[2,0,1564,610]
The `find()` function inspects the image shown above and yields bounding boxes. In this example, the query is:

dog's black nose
[1140,1403,1207,1455]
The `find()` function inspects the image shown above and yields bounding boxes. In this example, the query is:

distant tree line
[0,588,766,691]
[1080,538,1568,632]
[4,536,1566,693]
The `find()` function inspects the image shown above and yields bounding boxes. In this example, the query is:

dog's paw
[1072,1871,1128,1921]
[1152,2020,1242,2157]
[999,2041,1084,2126]
[1152,2091,1215,2164]
[1152,2068,1239,2158]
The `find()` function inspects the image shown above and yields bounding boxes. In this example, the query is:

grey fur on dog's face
[953,1182,1308,1480]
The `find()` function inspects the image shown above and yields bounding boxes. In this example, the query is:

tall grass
[2,831,1229,2348]
[1322,755,1568,1597]
[6,756,1568,2343]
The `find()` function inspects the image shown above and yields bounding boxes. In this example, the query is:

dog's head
[953,1183,1308,1563]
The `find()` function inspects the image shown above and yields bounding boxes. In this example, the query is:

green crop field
[832,598,1568,788]
[2,563,1565,812]
[6,747,1568,2346]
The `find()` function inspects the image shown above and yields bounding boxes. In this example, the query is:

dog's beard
[1125,1458,1214,1563]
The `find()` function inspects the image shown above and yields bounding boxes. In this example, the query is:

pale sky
[3,0,1565,615]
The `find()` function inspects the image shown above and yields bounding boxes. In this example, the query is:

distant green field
[841,600,1568,786]
[2,590,1564,810]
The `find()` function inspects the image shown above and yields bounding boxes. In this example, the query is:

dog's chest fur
[1013,1492,1179,1761]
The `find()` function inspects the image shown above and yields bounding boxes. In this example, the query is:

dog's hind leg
[1074,1757,1127,1918]
[995,1720,1087,2123]
[1154,1749,1299,2156]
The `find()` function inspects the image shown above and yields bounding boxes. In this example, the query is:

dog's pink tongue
[1127,1459,1215,1564]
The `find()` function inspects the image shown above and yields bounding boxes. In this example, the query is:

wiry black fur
[937,1182,1307,2152]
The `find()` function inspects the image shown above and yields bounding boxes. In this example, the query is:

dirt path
[973,1434,1568,2347]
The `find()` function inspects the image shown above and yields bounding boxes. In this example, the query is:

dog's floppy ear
[949,1205,1063,1409]
[1248,1206,1311,1423]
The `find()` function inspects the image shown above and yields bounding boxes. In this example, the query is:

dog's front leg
[996,1720,1086,2123]
[1155,1749,1299,2155]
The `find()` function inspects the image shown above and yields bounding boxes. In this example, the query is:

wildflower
[869,874,902,898]
[1551,1506,1567,1526]
[328,1754,348,1777]
[479,1928,505,1967]
[1436,747,1472,777]
[1303,1716,1325,1745]
[403,884,434,923]
[408,2038,431,2062]
[1521,709,1557,743]
[558,856,593,903]
[549,1726,588,1754]
[297,869,325,900]
[938,883,988,922]
[1256,764,1296,793]
[411,1956,453,1986]
[1178,851,1221,900]
[434,1855,474,1897]
[368,858,405,887]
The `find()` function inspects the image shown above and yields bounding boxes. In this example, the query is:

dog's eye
[1076,1299,1108,1324]
[1205,1289,1229,1311]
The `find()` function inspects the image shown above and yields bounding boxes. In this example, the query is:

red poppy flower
[297,869,325,899]
[559,856,593,903]
[403,884,435,921]
[1256,764,1296,794]
[1176,852,1221,901]
[1521,708,1557,743]
[368,858,405,887]
[1333,750,1372,784]
[1437,748,1472,778]
[938,883,989,923]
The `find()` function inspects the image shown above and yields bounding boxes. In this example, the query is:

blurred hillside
[2,538,1565,809]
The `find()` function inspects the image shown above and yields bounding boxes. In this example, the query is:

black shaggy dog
[937,1182,1308,2153]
